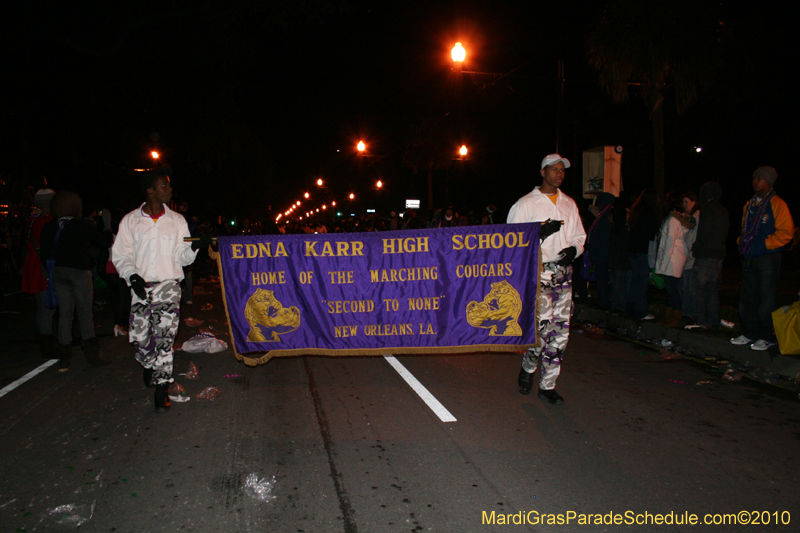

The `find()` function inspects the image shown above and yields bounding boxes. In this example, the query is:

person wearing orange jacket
[731,166,795,351]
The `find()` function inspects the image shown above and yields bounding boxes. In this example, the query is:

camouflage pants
[129,280,181,385]
[522,262,573,390]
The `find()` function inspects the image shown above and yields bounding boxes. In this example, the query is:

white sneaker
[730,335,753,345]
[641,313,655,320]
[750,339,775,351]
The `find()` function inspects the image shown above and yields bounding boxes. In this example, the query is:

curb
[574,304,800,392]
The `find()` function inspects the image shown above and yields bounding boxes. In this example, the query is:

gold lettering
[382,238,398,254]
[321,242,334,256]
[258,242,271,257]
[452,235,464,250]
[464,234,477,250]
[305,241,318,256]
[231,244,243,259]
[336,242,351,256]
[351,242,364,256]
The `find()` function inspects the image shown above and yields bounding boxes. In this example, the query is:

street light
[317,178,323,186]
[357,141,365,154]
[349,193,355,200]
[459,145,468,158]
[451,42,465,63]
[304,192,310,199]
[376,180,383,189]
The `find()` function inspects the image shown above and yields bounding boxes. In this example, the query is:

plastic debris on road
[660,339,673,347]
[720,319,735,328]
[722,369,744,382]
[40,502,95,527]
[169,395,191,403]
[168,382,190,402]
[184,317,204,327]
[196,386,221,400]
[244,473,277,502]
[180,333,228,353]
[181,361,199,379]
[201,303,213,311]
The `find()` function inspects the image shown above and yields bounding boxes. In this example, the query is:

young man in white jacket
[507,154,586,405]
[112,168,211,412]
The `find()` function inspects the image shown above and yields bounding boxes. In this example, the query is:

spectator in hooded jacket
[690,182,728,330]
[40,190,113,371]
[586,192,615,309]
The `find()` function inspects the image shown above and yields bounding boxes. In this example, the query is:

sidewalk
[573,302,800,394]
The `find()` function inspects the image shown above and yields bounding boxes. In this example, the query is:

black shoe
[154,383,171,413]
[57,344,72,373]
[82,337,110,367]
[143,367,155,388]
[538,389,565,405]
[518,368,534,395]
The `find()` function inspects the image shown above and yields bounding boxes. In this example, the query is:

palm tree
[587,0,725,195]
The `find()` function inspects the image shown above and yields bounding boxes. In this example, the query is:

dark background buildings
[2,0,797,225]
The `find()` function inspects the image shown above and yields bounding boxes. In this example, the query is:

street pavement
[1,278,799,532]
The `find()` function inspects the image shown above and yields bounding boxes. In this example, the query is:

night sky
[2,0,797,225]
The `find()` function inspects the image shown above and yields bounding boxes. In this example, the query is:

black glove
[556,246,577,266]
[129,274,147,300]
[191,234,212,251]
[539,219,563,241]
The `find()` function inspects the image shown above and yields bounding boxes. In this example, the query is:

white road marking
[0,359,59,398]
[383,355,457,423]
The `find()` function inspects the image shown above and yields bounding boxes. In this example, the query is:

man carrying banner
[507,153,586,405]
[112,167,210,412]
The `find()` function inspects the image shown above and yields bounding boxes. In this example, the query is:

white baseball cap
[541,154,571,169]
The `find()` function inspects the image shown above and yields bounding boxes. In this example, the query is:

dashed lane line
[0,359,59,398]
[383,355,457,423]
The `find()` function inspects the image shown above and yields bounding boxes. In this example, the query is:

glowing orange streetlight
[357,141,365,153]
[451,42,465,63]
[322,205,327,210]
[349,193,355,200]
[151,151,160,160]
[376,180,383,189]
[331,201,336,206]
[317,178,323,186]
[459,145,468,158]
[304,192,310,199]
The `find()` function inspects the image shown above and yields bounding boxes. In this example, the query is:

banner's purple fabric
[217,223,540,365]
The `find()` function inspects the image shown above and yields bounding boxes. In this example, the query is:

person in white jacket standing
[654,193,687,327]
[507,154,586,405]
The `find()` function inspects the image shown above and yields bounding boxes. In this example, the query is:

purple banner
[217,224,541,365]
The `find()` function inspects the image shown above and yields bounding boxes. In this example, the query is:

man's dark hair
[140,172,160,197]
[140,166,172,197]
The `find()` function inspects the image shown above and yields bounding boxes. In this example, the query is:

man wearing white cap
[507,154,586,404]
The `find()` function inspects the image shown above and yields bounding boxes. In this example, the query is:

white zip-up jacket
[112,203,198,284]
[507,187,586,263]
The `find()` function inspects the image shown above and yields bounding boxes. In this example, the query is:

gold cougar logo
[466,280,522,336]
[244,288,301,342]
